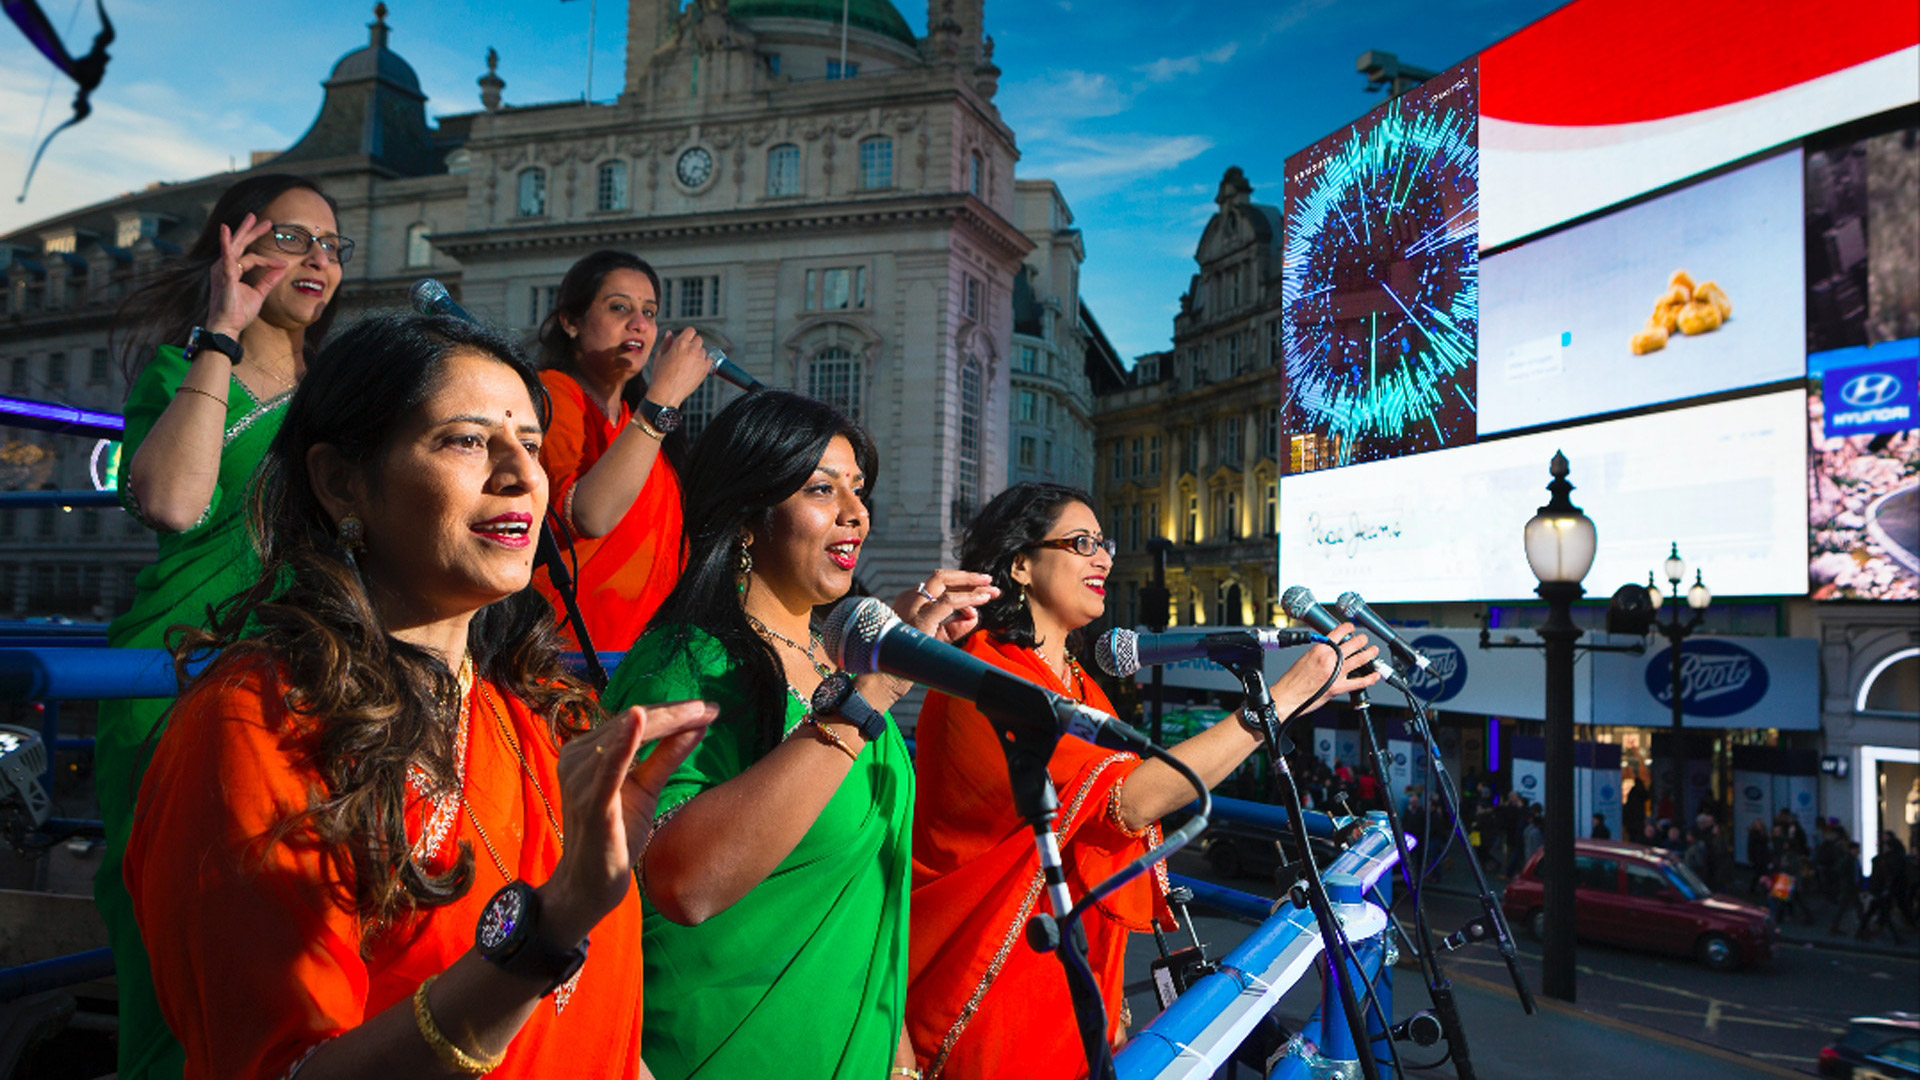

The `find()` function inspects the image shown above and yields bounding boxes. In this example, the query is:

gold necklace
[1032,645,1083,699]
[747,614,834,679]
[408,654,475,866]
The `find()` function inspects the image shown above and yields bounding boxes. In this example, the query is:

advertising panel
[1280,59,1478,470]
[1278,390,1809,603]
[1479,0,1919,249]
[1478,151,1805,435]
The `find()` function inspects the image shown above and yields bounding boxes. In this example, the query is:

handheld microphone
[701,344,764,394]
[409,278,476,324]
[1093,627,1328,678]
[1279,585,1406,689]
[821,597,1147,753]
[1333,591,1432,671]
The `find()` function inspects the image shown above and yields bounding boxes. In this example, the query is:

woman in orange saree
[908,482,1380,1079]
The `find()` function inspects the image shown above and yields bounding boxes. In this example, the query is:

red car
[1501,838,1774,971]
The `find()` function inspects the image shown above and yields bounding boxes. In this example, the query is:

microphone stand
[1224,653,1382,1080]
[536,514,606,692]
[1349,685,1476,1080]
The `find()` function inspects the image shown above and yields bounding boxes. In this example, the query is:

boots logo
[1645,640,1770,717]
[1406,635,1468,702]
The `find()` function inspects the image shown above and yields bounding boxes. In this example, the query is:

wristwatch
[474,881,590,997]
[183,326,243,366]
[810,671,887,743]
[636,397,682,434]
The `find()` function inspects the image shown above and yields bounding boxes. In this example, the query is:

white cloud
[1021,132,1214,197]
[1135,42,1239,84]
[1001,68,1131,128]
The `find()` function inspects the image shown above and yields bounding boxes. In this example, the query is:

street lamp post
[1522,451,1597,1004]
[1650,543,1711,825]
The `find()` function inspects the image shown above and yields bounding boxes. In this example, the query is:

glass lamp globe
[1523,452,1597,585]
[1663,542,1685,588]
[1687,570,1712,610]
[1646,571,1664,610]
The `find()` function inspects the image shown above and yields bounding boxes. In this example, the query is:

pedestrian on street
[1590,812,1611,840]
[1746,820,1771,895]
[1623,778,1648,842]
[1859,833,1908,944]
[1828,840,1867,936]
[1523,806,1545,865]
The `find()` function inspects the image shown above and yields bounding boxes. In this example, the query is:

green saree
[96,345,290,1080]
[604,626,914,1080]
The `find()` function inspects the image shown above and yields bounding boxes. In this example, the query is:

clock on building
[675,146,715,189]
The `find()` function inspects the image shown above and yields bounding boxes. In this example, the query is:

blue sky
[0,0,1565,361]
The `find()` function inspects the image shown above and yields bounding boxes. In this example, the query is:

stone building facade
[0,0,1103,622]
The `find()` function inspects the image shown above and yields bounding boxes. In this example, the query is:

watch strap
[476,882,590,997]
[636,397,681,433]
[184,326,243,366]
[813,672,886,743]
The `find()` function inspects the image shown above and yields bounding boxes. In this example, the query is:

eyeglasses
[1030,534,1116,558]
[264,225,356,265]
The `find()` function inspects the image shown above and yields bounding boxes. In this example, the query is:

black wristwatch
[183,326,243,366]
[636,397,682,434]
[474,881,589,997]
[810,671,887,742]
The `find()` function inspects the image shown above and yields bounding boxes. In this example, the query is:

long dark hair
[958,481,1098,651]
[647,389,877,753]
[112,173,342,384]
[173,310,598,936]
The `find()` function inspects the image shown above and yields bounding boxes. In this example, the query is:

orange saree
[124,656,646,1080]
[533,370,684,653]
[908,633,1173,1080]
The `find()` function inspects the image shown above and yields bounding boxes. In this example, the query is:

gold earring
[736,541,753,596]
[338,513,366,553]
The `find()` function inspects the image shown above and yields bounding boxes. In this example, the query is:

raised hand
[644,328,716,409]
[1272,622,1381,713]
[205,213,288,339]
[895,570,998,644]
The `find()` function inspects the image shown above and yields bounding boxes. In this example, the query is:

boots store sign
[1140,627,1816,730]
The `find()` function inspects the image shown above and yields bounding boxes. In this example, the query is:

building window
[597,161,629,211]
[529,284,559,327]
[767,144,800,197]
[957,356,983,511]
[0,509,13,538]
[1223,416,1242,465]
[1129,437,1142,478]
[1110,441,1123,482]
[681,378,719,443]
[1147,501,1160,539]
[968,152,983,196]
[1223,490,1239,539]
[962,274,981,320]
[36,506,55,538]
[1147,435,1161,476]
[804,266,868,311]
[45,352,65,390]
[676,275,723,319]
[1263,406,1280,459]
[858,137,892,190]
[1018,390,1037,422]
[1225,334,1241,376]
[765,53,781,76]
[88,348,110,385]
[827,58,860,79]
[8,357,27,392]
[1268,320,1283,365]
[1129,504,1141,552]
[808,346,861,421]
[1184,427,1201,472]
[517,168,546,217]
[1264,482,1278,537]
[1184,495,1199,542]
[1019,436,1037,468]
[1016,345,1037,372]
[405,223,433,268]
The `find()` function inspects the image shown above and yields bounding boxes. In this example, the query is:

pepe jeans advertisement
[1141,627,1818,730]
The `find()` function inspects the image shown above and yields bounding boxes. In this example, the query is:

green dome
[729,0,918,49]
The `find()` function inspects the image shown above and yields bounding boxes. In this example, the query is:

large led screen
[1278,389,1809,604]
[1810,342,1920,601]
[1479,0,1919,250]
[1280,59,1477,471]
[1478,151,1805,435]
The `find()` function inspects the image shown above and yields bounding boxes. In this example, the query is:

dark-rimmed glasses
[1029,535,1116,558]
[265,225,356,265]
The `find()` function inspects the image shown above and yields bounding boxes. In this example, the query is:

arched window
[517,168,547,217]
[597,161,629,211]
[968,152,982,196]
[858,137,893,190]
[405,223,433,268]
[767,143,800,197]
[808,346,861,422]
[956,355,983,513]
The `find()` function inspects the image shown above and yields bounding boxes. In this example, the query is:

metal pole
[1669,607,1686,826]
[585,0,597,101]
[1536,580,1584,1003]
[1148,539,1171,746]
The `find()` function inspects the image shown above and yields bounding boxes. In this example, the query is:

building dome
[325,4,423,98]
[728,0,917,48]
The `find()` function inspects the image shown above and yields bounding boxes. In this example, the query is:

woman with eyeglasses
[98,172,350,1080]
[601,389,995,1079]
[531,250,717,653]
[906,483,1382,1078]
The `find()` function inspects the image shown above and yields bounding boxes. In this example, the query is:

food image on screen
[1629,271,1733,355]
[1280,59,1477,471]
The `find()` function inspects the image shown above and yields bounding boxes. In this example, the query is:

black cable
[1070,736,1212,921]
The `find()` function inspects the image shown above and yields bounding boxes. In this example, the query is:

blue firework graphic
[1282,63,1479,468]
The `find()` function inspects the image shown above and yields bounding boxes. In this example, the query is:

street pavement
[1117,847,1919,1077]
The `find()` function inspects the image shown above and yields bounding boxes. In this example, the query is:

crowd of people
[91,173,1387,1080]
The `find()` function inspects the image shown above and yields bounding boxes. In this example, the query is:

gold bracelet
[175,384,229,409]
[892,1068,925,1079]
[802,716,861,762]
[411,975,502,1075]
[629,414,665,440]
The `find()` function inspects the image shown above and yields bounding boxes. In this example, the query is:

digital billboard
[1277,390,1809,604]
[1479,0,1919,250]
[1280,59,1478,471]
[1478,151,1805,435]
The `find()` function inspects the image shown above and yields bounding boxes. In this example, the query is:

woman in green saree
[98,173,347,1080]
[602,389,995,1079]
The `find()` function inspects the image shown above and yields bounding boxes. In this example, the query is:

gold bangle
[411,975,502,1075]
[802,716,860,762]
[175,384,229,409]
[892,1068,925,1079]
[629,414,665,441]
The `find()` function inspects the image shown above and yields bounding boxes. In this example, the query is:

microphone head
[409,278,450,315]
[1094,628,1139,678]
[1280,585,1319,620]
[820,596,898,675]
[1333,592,1365,619]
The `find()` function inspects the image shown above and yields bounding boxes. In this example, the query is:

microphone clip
[1439,914,1498,952]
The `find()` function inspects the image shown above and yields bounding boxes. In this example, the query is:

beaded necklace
[746,613,834,679]
[407,654,475,866]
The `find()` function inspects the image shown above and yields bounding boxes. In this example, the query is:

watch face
[676,147,714,189]
[651,405,682,432]
[811,673,850,713]
[478,887,526,952]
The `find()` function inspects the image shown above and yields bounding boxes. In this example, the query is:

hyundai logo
[1840,371,1903,408]
[1406,635,1469,703]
